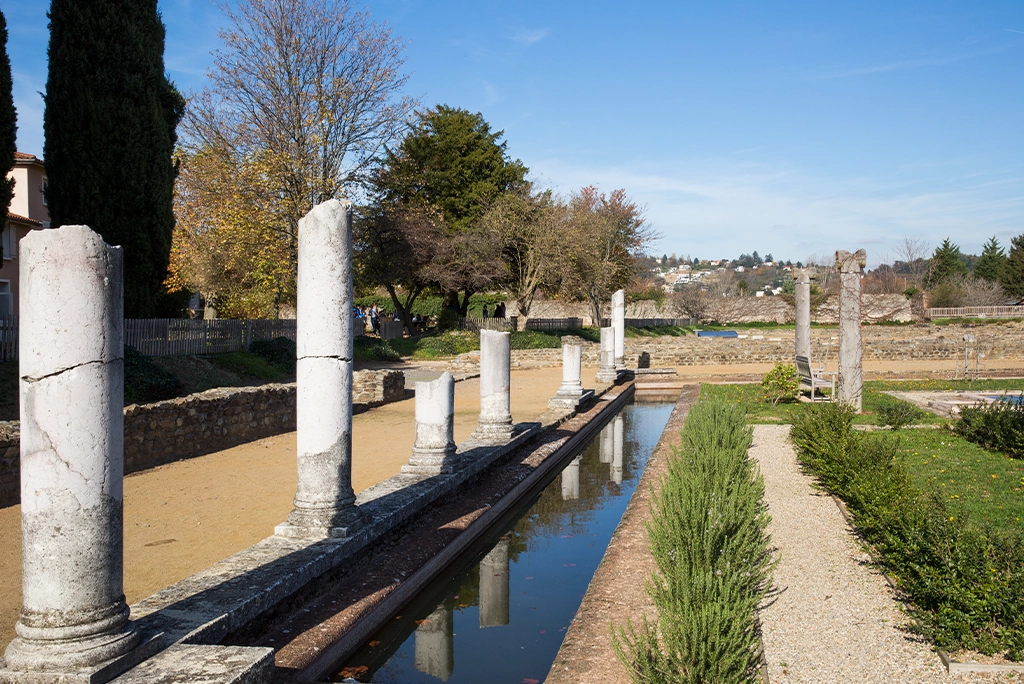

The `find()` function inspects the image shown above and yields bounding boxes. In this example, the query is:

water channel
[329,400,674,683]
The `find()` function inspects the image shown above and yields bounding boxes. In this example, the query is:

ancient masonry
[837,249,866,411]
[0,202,612,683]
[794,267,814,361]
[612,289,626,371]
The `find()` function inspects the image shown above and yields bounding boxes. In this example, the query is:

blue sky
[4,0,1024,265]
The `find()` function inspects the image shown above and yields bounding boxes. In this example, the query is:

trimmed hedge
[614,399,776,683]
[792,403,1024,659]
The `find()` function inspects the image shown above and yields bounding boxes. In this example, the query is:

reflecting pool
[330,401,674,683]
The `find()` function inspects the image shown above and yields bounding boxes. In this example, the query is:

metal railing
[526,317,584,331]
[925,306,1024,320]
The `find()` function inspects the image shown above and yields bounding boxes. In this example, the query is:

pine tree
[1001,234,1024,301]
[973,236,1007,282]
[0,10,16,215]
[924,237,968,288]
[44,0,184,317]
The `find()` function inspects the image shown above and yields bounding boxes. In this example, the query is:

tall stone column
[278,200,361,539]
[794,268,815,361]
[414,604,453,681]
[4,226,140,675]
[404,373,457,475]
[612,415,624,485]
[836,250,867,412]
[561,456,581,501]
[478,537,510,628]
[611,289,626,370]
[595,327,617,383]
[472,330,513,443]
[599,421,614,464]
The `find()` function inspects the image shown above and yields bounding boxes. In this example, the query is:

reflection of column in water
[414,604,454,681]
[599,421,614,464]
[561,455,581,500]
[612,416,624,485]
[479,537,510,628]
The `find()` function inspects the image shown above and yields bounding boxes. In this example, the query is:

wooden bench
[795,354,835,401]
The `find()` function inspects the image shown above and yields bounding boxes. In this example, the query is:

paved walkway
[753,424,976,683]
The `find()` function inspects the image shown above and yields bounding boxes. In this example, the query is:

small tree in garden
[762,362,799,405]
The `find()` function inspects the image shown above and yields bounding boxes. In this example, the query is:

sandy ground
[0,366,565,649]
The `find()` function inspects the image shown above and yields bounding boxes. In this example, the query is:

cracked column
[478,537,510,628]
[403,372,457,475]
[277,200,361,539]
[414,604,453,681]
[612,415,624,485]
[836,249,866,412]
[794,268,815,362]
[3,226,140,677]
[596,327,617,383]
[612,289,626,370]
[472,330,513,443]
[561,455,581,501]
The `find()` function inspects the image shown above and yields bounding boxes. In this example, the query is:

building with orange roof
[2,152,50,315]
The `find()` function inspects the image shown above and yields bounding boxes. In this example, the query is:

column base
[595,368,618,383]
[548,389,594,410]
[275,504,364,540]
[470,421,514,445]
[0,630,163,684]
[402,447,460,475]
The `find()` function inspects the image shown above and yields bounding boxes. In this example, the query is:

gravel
[753,424,952,683]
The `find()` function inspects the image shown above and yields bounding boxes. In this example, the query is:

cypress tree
[44,0,184,317]
[973,236,1007,282]
[923,237,968,288]
[0,10,16,215]
[1000,234,1024,301]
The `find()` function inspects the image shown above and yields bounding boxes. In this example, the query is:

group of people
[353,301,508,336]
[353,303,386,335]
[481,302,507,319]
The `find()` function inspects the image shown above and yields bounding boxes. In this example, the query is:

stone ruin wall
[0,369,405,509]
[516,294,913,325]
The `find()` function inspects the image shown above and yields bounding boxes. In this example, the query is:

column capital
[835,249,866,273]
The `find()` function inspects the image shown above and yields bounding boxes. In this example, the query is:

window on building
[41,176,48,206]
[1,224,15,260]
[0,281,11,317]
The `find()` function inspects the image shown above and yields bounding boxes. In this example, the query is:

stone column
[612,415,624,485]
[404,373,457,475]
[472,329,513,443]
[595,327,617,383]
[599,421,614,464]
[836,250,866,412]
[612,289,626,370]
[550,342,589,409]
[561,456,581,501]
[414,604,453,681]
[4,226,140,675]
[278,200,361,539]
[478,538,510,628]
[794,268,815,361]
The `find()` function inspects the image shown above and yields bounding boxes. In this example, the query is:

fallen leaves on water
[523,679,540,684]
[415,619,433,626]
[368,640,381,648]
[338,665,368,679]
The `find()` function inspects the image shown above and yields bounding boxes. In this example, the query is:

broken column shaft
[836,249,866,412]
[473,330,513,443]
[403,373,457,475]
[596,327,617,383]
[612,289,625,370]
[278,200,361,538]
[794,268,813,361]
[4,226,139,674]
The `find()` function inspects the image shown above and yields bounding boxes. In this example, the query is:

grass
[625,325,689,337]
[931,317,1024,326]
[207,351,289,382]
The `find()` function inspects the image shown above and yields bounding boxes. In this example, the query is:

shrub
[509,330,561,350]
[761,362,799,405]
[792,403,1024,658]
[955,399,1024,459]
[614,399,775,682]
[249,336,297,374]
[124,345,183,404]
[875,398,927,430]
[353,336,401,362]
[211,351,287,382]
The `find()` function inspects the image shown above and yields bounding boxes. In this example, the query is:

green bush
[249,336,297,374]
[353,336,402,362]
[875,397,927,430]
[405,331,479,359]
[791,403,1024,658]
[509,330,561,349]
[955,398,1024,458]
[761,362,799,405]
[124,345,183,404]
[210,351,288,382]
[613,399,775,683]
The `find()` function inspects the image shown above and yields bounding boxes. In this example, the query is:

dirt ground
[0,366,565,648]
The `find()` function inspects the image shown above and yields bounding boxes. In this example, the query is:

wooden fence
[598,317,693,328]
[124,318,297,356]
[925,306,1024,320]
[458,316,518,333]
[526,318,584,331]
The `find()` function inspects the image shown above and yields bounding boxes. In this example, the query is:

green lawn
[898,428,1024,528]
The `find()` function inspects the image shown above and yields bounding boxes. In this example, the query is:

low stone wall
[0,369,406,508]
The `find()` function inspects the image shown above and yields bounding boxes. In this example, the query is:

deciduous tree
[44,0,184,316]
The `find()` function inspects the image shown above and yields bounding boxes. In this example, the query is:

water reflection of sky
[332,401,674,684]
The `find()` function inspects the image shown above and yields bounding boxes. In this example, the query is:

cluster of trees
[917,236,1024,307]
[168,0,654,325]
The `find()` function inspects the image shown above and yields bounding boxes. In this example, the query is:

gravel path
[752,424,950,683]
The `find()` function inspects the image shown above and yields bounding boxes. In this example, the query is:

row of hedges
[614,399,776,683]
[791,404,1024,659]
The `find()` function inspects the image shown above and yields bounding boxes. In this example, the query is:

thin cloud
[810,43,1013,80]
[511,28,549,46]
[1005,29,1024,35]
